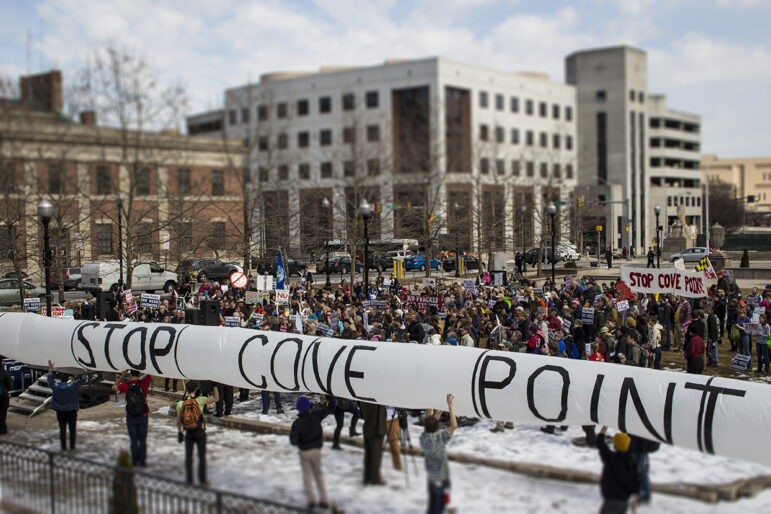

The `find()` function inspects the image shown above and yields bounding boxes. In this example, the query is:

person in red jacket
[684,332,705,375]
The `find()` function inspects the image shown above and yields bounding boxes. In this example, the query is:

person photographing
[419,393,457,514]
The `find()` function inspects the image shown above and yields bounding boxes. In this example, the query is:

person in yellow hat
[597,426,639,513]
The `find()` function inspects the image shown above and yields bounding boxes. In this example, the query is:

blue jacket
[48,372,86,411]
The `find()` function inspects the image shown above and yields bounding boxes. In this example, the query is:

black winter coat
[598,436,639,501]
[289,407,330,451]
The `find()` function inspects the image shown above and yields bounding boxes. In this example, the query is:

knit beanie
[613,433,631,452]
[296,397,310,412]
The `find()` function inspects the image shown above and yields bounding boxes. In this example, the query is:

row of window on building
[259,159,382,182]
[666,195,702,207]
[93,221,222,255]
[478,92,573,122]
[478,158,574,179]
[479,125,574,150]
[90,167,225,197]
[257,124,381,152]
[229,91,381,125]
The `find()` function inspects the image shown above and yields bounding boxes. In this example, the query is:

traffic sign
[230,271,248,289]
[596,225,603,232]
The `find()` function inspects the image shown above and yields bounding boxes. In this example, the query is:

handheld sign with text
[23,298,40,312]
[230,271,248,289]
[140,293,161,309]
[617,300,629,312]
[125,290,137,313]
[731,353,751,372]
[245,291,259,304]
[621,267,708,298]
[275,289,289,305]
[582,307,594,324]
[225,316,241,328]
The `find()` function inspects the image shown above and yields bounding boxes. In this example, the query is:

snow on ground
[9,395,771,513]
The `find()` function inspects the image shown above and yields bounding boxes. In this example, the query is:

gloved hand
[178,432,184,443]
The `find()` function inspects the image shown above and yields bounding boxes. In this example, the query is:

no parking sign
[230,271,248,289]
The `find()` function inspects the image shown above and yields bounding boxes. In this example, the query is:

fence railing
[0,439,302,514]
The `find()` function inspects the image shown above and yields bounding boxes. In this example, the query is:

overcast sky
[2,0,770,157]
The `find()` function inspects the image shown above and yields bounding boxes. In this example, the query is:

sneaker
[504,422,514,429]
[277,408,285,414]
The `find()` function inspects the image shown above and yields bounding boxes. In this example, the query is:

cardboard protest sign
[224,316,241,327]
[3,312,771,467]
[621,267,707,298]
[581,307,594,324]
[463,279,476,295]
[562,318,572,331]
[23,298,40,312]
[140,293,160,309]
[275,289,289,305]
[731,354,751,372]
[245,291,259,304]
[616,300,629,313]
[404,295,441,309]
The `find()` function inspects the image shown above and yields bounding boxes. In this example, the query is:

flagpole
[705,164,710,253]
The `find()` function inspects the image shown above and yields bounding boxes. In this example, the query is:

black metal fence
[0,439,302,513]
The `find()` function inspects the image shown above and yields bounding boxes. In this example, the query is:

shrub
[564,260,578,269]
[740,249,750,268]
[110,449,138,514]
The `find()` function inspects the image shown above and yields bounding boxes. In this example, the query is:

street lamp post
[360,199,372,297]
[38,198,53,316]
[322,197,331,287]
[654,205,661,268]
[117,194,124,288]
[520,206,526,274]
[548,203,557,286]
[453,202,460,278]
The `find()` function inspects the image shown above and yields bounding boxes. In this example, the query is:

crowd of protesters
[32,262,769,513]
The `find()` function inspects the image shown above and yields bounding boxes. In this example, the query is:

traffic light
[577,197,582,208]
[376,202,381,213]
[407,202,412,211]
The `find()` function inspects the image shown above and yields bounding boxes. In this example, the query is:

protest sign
[251,313,264,325]
[124,290,137,313]
[493,272,504,286]
[731,354,751,372]
[745,323,763,335]
[422,278,437,288]
[316,322,329,335]
[562,319,572,331]
[621,267,708,298]
[616,300,629,313]
[23,298,40,312]
[224,316,241,327]
[275,289,289,305]
[245,291,259,304]
[463,279,476,295]
[140,293,161,309]
[582,307,594,324]
[404,295,441,309]
[3,312,771,467]
[533,287,543,298]
[40,306,65,318]
[594,294,603,305]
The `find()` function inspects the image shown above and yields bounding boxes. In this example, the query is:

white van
[81,260,178,294]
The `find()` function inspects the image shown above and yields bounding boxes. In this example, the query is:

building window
[135,168,150,196]
[526,161,534,177]
[277,102,288,118]
[566,106,573,121]
[366,124,380,142]
[480,158,489,174]
[496,159,505,175]
[211,221,225,248]
[479,91,488,108]
[510,96,519,113]
[228,110,236,125]
[630,89,636,101]
[540,163,548,178]
[297,99,309,116]
[137,223,152,254]
[298,131,309,148]
[258,105,268,121]
[48,165,63,194]
[178,222,192,253]
[512,160,521,176]
[511,128,520,144]
[525,99,533,115]
[342,93,355,111]
[259,167,269,182]
[539,102,547,117]
[367,159,380,176]
[638,92,645,103]
[278,133,288,149]
[566,164,574,179]
[552,134,561,149]
[258,136,269,151]
[319,96,331,113]
[299,163,310,180]
[495,94,504,111]
[596,90,606,103]
[566,135,573,150]
[241,108,249,123]
[177,168,190,196]
[97,223,113,254]
[344,160,355,177]
[667,196,672,206]
[320,162,333,178]
[553,163,561,178]
[96,166,112,195]
[366,91,379,108]
[539,132,548,148]
[495,126,504,143]
[320,129,332,146]
[479,124,489,141]
[343,126,355,144]
[211,170,224,196]
[552,104,561,119]
[278,165,288,181]
[526,130,534,146]
[697,197,701,207]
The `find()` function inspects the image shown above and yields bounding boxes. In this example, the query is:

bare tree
[708,179,745,234]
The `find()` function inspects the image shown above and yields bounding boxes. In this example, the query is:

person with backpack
[112,370,152,467]
[0,357,13,435]
[597,426,639,514]
[176,381,219,485]
[290,396,332,510]
[47,360,87,452]
[420,393,457,514]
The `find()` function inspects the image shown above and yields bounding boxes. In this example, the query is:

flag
[695,256,717,280]
[276,249,286,290]
[295,310,303,334]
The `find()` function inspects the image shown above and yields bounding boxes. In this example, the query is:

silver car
[669,247,709,263]
[0,279,46,306]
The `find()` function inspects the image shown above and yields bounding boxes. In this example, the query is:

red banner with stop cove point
[620,266,709,298]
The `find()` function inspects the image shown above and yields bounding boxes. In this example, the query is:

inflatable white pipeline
[1,312,767,465]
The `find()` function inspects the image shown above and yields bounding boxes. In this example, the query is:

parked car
[670,247,710,263]
[3,271,29,280]
[197,261,244,282]
[81,260,178,294]
[404,254,441,271]
[315,252,349,273]
[523,248,563,265]
[176,258,219,283]
[557,245,581,261]
[0,278,46,306]
[258,258,307,277]
[385,250,415,261]
[50,267,82,290]
[318,256,363,275]
[441,255,481,272]
[367,253,395,272]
